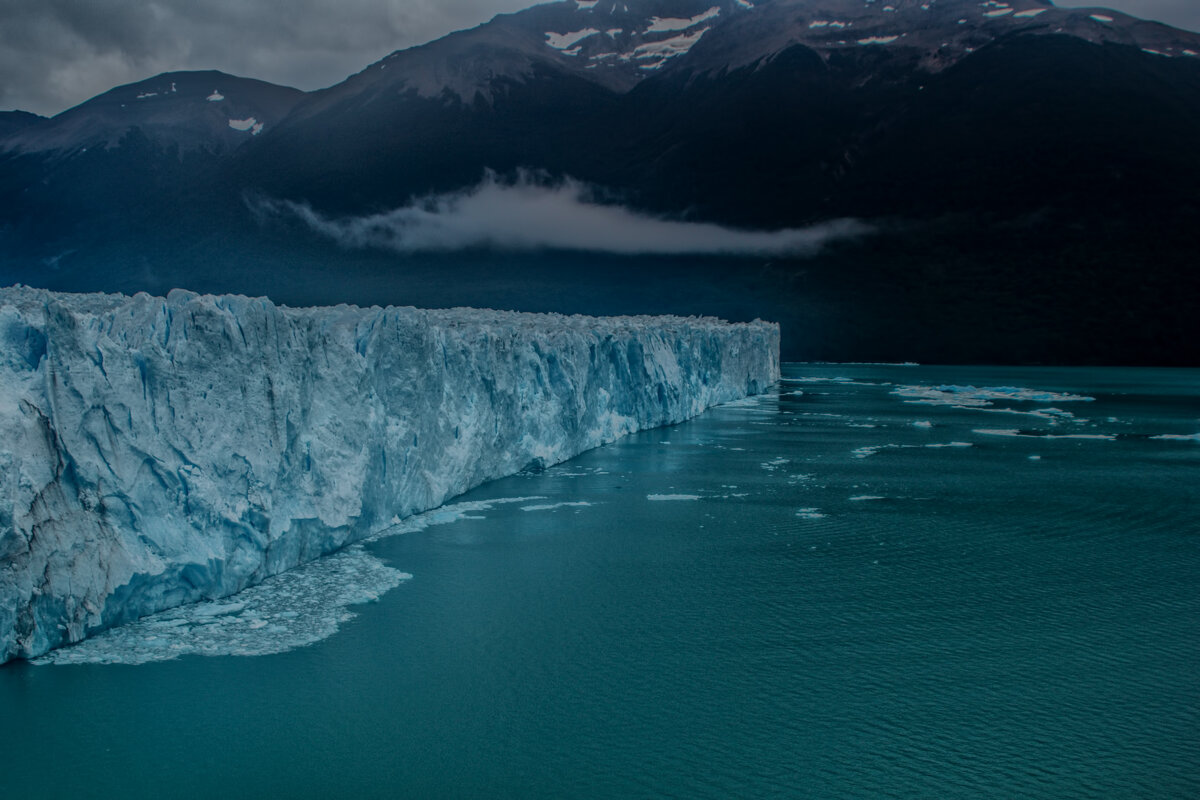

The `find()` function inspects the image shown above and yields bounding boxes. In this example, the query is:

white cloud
[254,172,870,256]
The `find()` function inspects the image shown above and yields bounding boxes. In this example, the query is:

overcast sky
[2,1,1198,117]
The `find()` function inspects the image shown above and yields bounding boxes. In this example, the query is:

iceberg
[0,286,778,663]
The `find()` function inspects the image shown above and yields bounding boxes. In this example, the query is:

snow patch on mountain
[646,7,720,34]
[546,28,602,50]
[627,27,711,66]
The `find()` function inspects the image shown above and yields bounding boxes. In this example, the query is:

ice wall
[0,287,778,662]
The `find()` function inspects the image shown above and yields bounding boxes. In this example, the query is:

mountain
[2,0,1199,365]
[3,70,304,155]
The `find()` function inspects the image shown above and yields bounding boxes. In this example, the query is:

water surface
[2,364,1197,798]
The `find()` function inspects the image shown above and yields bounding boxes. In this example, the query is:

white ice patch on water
[735,0,754,9]
[893,385,1094,407]
[228,117,258,132]
[1090,14,1113,24]
[809,20,849,29]
[972,429,1116,440]
[646,7,720,33]
[983,8,1014,17]
[519,501,594,511]
[859,35,901,45]
[576,0,599,9]
[35,497,548,666]
[36,546,409,666]
[647,494,702,501]
[207,91,224,101]
[849,495,886,502]
[1013,9,1046,18]
[761,457,790,471]
[912,420,933,429]
[796,508,827,520]
[853,442,972,458]
[1151,433,1200,441]
[963,405,1082,422]
[783,376,880,386]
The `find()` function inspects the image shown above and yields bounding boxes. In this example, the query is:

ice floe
[972,429,1116,440]
[892,385,1095,407]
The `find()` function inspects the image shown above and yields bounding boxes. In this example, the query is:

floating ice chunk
[1142,48,1171,57]
[809,20,849,29]
[892,385,1094,406]
[1151,433,1200,441]
[228,117,258,131]
[1013,8,1046,18]
[647,494,702,501]
[735,0,754,9]
[858,35,901,45]
[912,420,933,429]
[854,441,971,457]
[519,501,594,511]
[207,91,224,101]
[782,376,878,386]
[646,7,720,33]
[576,0,599,9]
[36,545,410,666]
[1090,14,1114,23]
[972,429,1116,440]
[545,29,601,50]
[983,8,1014,18]
[136,92,158,99]
[849,495,886,502]
[796,508,826,520]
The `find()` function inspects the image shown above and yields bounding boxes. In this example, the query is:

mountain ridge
[1,0,1198,365]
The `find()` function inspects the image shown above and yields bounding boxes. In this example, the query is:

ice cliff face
[0,286,778,663]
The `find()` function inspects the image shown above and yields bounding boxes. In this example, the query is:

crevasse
[0,286,778,662]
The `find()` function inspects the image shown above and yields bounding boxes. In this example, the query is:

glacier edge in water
[0,286,778,663]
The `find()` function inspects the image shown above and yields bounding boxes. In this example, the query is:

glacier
[0,286,778,663]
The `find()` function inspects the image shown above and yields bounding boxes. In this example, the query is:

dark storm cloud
[253,172,871,256]
[3,2,1200,117]
[0,1,530,116]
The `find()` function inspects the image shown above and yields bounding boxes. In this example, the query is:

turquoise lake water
[1,364,1198,798]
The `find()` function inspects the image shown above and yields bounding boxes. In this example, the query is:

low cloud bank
[256,173,870,256]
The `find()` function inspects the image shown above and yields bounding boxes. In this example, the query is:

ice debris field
[0,286,778,663]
